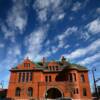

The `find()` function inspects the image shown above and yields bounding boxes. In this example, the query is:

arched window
[27,87,33,96]
[81,74,85,82]
[15,87,21,96]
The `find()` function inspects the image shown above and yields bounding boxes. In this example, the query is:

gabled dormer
[16,57,36,70]
[47,60,60,71]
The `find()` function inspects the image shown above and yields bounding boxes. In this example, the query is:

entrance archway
[45,88,62,99]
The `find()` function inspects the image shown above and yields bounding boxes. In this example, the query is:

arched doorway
[45,88,62,99]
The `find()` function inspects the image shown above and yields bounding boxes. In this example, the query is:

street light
[92,67,99,99]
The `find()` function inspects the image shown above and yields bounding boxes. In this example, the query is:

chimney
[61,56,66,65]
[42,57,46,66]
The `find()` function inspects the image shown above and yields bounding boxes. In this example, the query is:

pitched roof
[10,58,88,71]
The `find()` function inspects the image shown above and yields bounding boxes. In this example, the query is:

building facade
[7,57,91,100]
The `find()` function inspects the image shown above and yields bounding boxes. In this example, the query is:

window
[24,63,27,67]
[69,73,73,82]
[76,88,79,94]
[18,73,21,82]
[73,73,76,81]
[15,87,21,96]
[49,76,51,82]
[30,72,32,81]
[81,74,85,82]
[26,72,29,82]
[83,88,87,96]
[27,63,30,67]
[53,66,55,71]
[73,88,79,94]
[22,73,25,82]
[45,76,51,82]
[56,66,59,70]
[27,87,33,96]
[24,63,30,67]
[45,76,48,82]
[73,88,75,94]
[49,66,52,70]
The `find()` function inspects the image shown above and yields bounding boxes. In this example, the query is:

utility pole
[92,68,99,99]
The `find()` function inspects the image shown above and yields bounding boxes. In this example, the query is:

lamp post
[92,67,99,99]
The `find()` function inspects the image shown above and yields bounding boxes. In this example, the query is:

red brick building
[7,57,91,100]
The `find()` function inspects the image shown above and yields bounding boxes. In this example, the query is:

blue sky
[0,0,100,90]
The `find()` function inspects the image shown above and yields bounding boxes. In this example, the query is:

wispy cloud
[24,26,48,61]
[72,2,82,12]
[72,0,89,12]
[1,0,29,42]
[96,8,100,14]
[56,26,78,48]
[78,52,100,65]
[0,43,4,48]
[33,0,71,23]
[65,39,100,60]
[86,18,100,34]
[0,44,21,88]
[0,44,21,73]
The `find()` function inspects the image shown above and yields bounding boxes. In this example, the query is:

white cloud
[7,0,28,33]
[8,45,21,56]
[64,45,70,49]
[51,46,59,54]
[72,2,81,12]
[57,27,78,41]
[1,0,29,42]
[56,27,77,48]
[45,40,50,47]
[0,44,21,88]
[1,25,15,42]
[24,27,48,61]
[0,43,4,48]
[37,9,48,23]
[78,52,100,65]
[96,8,100,14]
[42,50,51,58]
[58,40,65,48]
[58,13,65,20]
[65,39,100,60]
[80,31,90,40]
[0,44,21,73]
[34,0,71,23]
[72,0,89,12]
[86,18,100,34]
[69,16,74,20]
